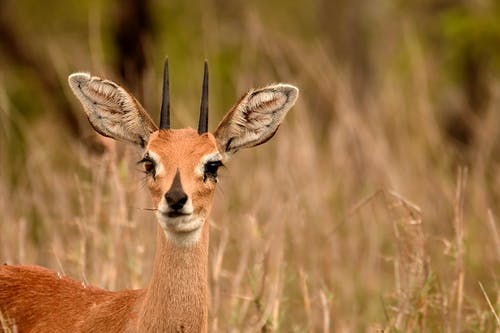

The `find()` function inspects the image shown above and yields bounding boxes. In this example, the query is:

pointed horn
[159,57,170,129]
[198,61,209,134]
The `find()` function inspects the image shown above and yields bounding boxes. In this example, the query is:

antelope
[0,59,298,332]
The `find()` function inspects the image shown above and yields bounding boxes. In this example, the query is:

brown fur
[137,225,209,333]
[0,130,215,333]
[1,74,298,333]
[0,265,142,332]
[146,129,218,209]
[0,231,209,333]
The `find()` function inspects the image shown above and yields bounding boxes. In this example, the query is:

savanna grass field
[1,1,499,332]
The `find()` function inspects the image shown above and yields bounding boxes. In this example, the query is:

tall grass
[1,1,499,332]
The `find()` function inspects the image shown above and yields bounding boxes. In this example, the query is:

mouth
[156,209,204,235]
[157,209,193,225]
[165,211,190,218]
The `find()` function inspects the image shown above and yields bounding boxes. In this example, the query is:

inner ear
[68,73,158,147]
[214,84,298,156]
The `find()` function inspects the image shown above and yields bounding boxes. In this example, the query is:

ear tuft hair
[68,73,158,147]
[214,84,298,156]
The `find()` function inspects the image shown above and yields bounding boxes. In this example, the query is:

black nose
[165,169,188,210]
[165,190,188,210]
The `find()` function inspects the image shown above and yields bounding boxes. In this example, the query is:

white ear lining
[214,83,298,156]
[68,73,158,147]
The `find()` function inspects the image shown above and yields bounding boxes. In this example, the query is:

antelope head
[68,60,298,246]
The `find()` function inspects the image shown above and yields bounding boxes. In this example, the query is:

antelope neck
[138,222,209,332]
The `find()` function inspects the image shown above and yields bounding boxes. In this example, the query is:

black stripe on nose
[165,169,188,210]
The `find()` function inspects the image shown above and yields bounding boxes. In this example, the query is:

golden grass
[1,2,500,332]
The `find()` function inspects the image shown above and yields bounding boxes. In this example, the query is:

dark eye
[138,157,156,177]
[204,160,223,182]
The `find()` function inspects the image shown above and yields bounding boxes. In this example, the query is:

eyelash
[137,157,223,182]
[138,157,156,178]
[203,160,223,182]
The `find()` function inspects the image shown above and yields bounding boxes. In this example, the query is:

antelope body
[0,60,298,333]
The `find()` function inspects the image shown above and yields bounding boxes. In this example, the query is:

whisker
[135,207,158,211]
[137,174,150,189]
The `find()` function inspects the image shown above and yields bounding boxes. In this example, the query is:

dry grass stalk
[453,167,468,333]
[487,210,500,263]
[478,282,500,327]
[1,5,500,331]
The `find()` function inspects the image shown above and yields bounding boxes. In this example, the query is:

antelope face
[68,59,298,246]
[142,129,220,239]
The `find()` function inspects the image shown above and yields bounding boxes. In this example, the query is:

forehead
[147,128,218,161]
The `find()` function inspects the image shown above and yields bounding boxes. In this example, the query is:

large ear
[68,73,158,148]
[214,84,298,158]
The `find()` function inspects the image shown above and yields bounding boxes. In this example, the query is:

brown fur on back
[0,265,144,332]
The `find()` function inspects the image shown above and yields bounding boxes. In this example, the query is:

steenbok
[0,59,298,332]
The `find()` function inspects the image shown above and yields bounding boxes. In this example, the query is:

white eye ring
[141,151,163,178]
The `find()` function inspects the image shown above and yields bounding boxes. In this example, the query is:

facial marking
[195,151,223,178]
[142,150,164,178]
[144,129,220,246]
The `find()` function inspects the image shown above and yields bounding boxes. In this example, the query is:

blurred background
[0,0,499,331]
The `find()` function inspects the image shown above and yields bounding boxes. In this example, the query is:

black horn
[159,57,170,129]
[198,61,209,134]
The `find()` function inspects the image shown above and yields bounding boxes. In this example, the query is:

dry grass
[1,2,500,332]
